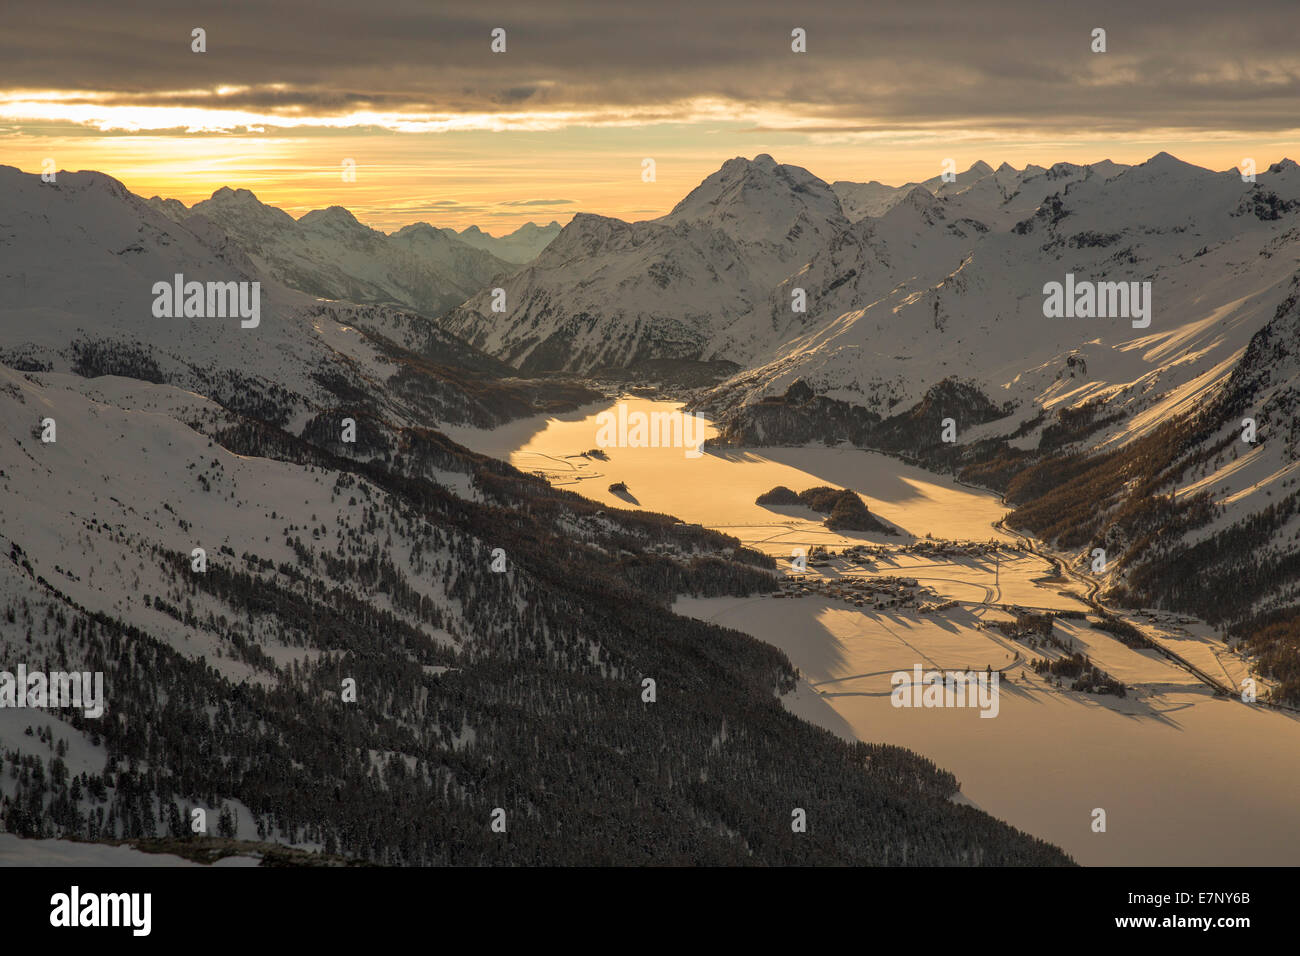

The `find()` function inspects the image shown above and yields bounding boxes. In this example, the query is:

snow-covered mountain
[698,154,1300,658]
[0,167,588,429]
[708,154,1295,425]
[7,147,1300,862]
[149,188,514,317]
[440,221,562,263]
[662,153,847,265]
[0,163,1067,866]
[831,159,1130,226]
[439,155,1145,378]
[432,150,1300,635]
[705,184,992,366]
[831,178,912,221]
[440,155,850,374]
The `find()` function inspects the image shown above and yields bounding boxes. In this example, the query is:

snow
[0,365,462,680]
[5,149,1300,868]
[449,397,1020,544]
[465,394,1297,866]
[675,588,1300,867]
[0,833,260,867]
[437,221,563,264]
[175,188,514,316]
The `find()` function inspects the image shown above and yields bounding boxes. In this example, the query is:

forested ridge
[0,362,1070,865]
[708,284,1300,703]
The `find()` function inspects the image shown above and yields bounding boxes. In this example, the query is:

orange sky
[5,125,1295,233]
[5,1,1299,232]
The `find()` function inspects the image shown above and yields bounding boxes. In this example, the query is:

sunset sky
[4,0,1299,232]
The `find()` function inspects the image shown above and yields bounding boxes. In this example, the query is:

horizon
[8,149,1292,236]
[5,0,1300,230]
[7,0,1300,894]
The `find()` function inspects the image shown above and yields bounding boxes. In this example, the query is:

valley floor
[457,396,1300,866]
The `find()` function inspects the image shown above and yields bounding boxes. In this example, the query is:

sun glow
[4,87,1297,233]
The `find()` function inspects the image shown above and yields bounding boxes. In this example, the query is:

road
[990,516,1254,703]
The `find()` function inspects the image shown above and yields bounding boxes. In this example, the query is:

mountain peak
[719,153,780,176]
[504,221,559,238]
[1143,151,1202,173]
[391,221,442,239]
[208,185,262,204]
[1131,152,1212,180]
[887,185,943,219]
[299,205,362,228]
[969,160,994,175]
[665,154,844,240]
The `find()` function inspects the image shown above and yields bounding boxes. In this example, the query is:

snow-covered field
[0,833,260,867]
[677,592,1300,866]
[448,396,1020,544]
[462,397,1300,866]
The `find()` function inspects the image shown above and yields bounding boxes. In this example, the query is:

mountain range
[147,189,559,316]
[439,221,562,263]
[437,152,1300,681]
[5,143,1300,863]
[442,154,848,373]
[0,162,1068,863]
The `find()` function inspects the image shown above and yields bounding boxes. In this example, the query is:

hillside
[150,188,514,317]
[0,164,1068,864]
[440,155,850,374]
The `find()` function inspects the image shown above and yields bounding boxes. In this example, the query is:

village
[770,571,931,610]
[764,539,1014,612]
[836,539,1015,563]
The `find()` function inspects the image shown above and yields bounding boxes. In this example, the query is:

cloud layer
[4,0,1300,134]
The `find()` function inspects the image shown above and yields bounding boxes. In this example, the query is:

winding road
[991,514,1251,702]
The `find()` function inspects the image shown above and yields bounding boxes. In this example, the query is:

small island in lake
[756,484,897,535]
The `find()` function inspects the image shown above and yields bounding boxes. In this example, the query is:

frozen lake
[453,396,1300,866]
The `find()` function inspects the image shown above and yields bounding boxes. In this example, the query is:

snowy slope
[440,156,849,374]
[0,162,1074,866]
[707,154,1300,431]
[0,166,562,430]
[699,155,1300,627]
[172,188,513,316]
[0,833,260,866]
[440,221,562,263]
[0,367,470,680]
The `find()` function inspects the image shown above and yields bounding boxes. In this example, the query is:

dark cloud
[2,0,1298,133]
[492,86,540,104]
[501,198,574,206]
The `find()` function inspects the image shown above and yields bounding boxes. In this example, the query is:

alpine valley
[2,149,1299,867]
